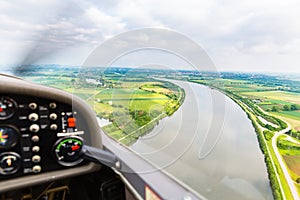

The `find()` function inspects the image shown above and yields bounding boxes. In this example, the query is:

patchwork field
[238,90,300,131]
[94,88,169,112]
[240,91,300,105]
[23,73,184,145]
[273,112,300,131]
[283,155,300,176]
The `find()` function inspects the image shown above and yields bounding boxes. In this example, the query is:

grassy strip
[266,139,293,200]
[230,96,285,199]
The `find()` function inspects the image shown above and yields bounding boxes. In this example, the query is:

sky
[0,0,300,72]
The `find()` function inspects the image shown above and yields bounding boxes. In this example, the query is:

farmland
[15,65,300,199]
[240,91,300,104]
[184,72,300,199]
[239,91,300,131]
[19,66,185,145]
[188,75,300,133]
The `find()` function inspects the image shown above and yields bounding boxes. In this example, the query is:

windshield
[1,1,300,200]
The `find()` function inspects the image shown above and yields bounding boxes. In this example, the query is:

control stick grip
[81,145,121,169]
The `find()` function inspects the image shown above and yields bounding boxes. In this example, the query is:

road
[255,104,299,199]
[271,122,300,200]
[237,100,298,199]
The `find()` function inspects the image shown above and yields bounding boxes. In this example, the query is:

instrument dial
[54,137,83,167]
[0,152,21,175]
[0,97,17,120]
[0,126,19,150]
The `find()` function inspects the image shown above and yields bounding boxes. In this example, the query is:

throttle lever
[81,145,121,170]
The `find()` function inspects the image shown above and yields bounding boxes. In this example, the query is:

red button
[71,145,80,151]
[68,118,76,128]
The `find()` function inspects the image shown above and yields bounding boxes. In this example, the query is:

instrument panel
[0,94,86,179]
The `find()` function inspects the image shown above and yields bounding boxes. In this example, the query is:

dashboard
[0,94,85,178]
[0,74,101,193]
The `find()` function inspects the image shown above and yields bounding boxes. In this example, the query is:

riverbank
[189,79,295,200]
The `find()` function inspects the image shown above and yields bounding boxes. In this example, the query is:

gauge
[0,126,19,150]
[0,152,21,175]
[54,137,84,167]
[0,97,17,120]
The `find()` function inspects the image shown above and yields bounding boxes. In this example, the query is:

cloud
[0,0,300,72]
[90,0,300,72]
[0,0,127,64]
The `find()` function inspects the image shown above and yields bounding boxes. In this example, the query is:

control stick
[81,145,121,169]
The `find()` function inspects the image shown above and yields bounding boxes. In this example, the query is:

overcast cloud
[0,0,299,72]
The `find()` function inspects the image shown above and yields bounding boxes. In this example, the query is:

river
[130,80,273,200]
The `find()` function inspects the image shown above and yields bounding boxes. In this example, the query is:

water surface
[131,80,272,200]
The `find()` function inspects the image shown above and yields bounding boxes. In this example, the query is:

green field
[274,111,300,120]
[240,91,300,104]
[237,90,300,131]
[94,88,169,112]
[192,78,300,132]
[23,73,184,146]
[278,135,300,184]
[97,81,184,145]
[266,138,293,200]
[273,112,300,131]
[95,88,167,100]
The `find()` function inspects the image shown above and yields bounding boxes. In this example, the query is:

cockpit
[1,1,300,199]
[0,73,202,200]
